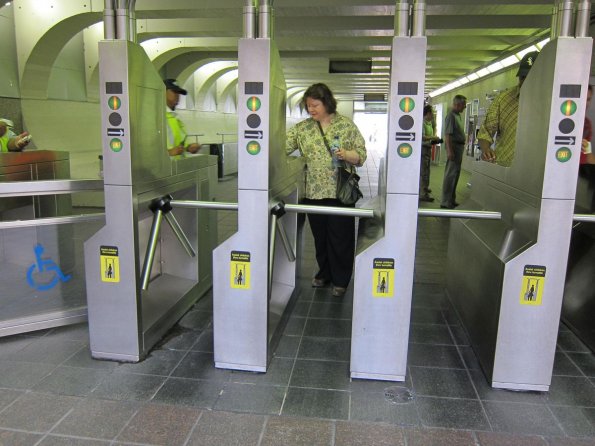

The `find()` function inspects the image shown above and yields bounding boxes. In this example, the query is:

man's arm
[477,97,500,162]
[7,132,30,152]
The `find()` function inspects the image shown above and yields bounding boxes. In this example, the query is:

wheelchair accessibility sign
[520,264,546,306]
[373,258,395,298]
[26,244,71,291]
[100,246,120,283]
[230,250,250,289]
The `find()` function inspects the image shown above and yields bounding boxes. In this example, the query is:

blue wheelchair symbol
[26,244,71,291]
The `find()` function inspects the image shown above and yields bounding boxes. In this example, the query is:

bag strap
[316,121,353,173]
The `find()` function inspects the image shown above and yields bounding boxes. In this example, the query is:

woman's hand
[335,148,360,165]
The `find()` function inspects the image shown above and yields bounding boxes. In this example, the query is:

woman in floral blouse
[286,83,367,297]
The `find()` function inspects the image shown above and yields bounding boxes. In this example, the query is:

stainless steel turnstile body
[447,37,592,391]
[212,38,303,372]
[84,40,218,362]
[351,36,427,381]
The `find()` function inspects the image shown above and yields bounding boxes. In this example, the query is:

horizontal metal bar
[573,213,595,223]
[216,132,236,136]
[418,209,501,220]
[0,180,104,197]
[170,200,239,211]
[0,213,105,229]
[284,203,374,218]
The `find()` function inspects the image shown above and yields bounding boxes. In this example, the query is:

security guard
[164,79,201,157]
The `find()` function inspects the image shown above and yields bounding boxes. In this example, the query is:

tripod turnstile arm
[141,209,163,291]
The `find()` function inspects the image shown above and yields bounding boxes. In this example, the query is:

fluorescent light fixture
[516,45,538,59]
[500,55,519,67]
[536,38,550,50]
[458,77,469,85]
[467,72,479,81]
[487,61,504,73]
[477,68,490,78]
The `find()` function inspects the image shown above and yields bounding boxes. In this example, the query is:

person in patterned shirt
[478,51,539,167]
[286,83,367,297]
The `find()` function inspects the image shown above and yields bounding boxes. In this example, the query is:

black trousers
[303,198,356,288]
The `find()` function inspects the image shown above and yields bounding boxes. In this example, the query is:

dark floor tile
[193,294,213,312]
[187,411,264,446]
[171,351,231,382]
[415,396,490,430]
[335,421,406,445]
[62,349,120,370]
[274,335,301,358]
[230,357,293,386]
[547,376,595,406]
[52,398,138,439]
[549,405,595,437]
[407,344,464,369]
[0,429,43,445]
[39,436,110,445]
[117,403,200,445]
[291,301,312,317]
[5,338,85,365]
[260,416,334,446]
[553,351,583,377]
[567,353,595,377]
[90,372,165,401]
[410,324,454,345]
[178,310,212,331]
[0,389,24,411]
[404,427,477,446]
[33,365,107,396]
[546,438,595,446]
[558,331,591,353]
[298,337,351,362]
[475,431,548,446]
[449,324,471,346]
[155,327,200,351]
[0,361,56,389]
[290,359,350,390]
[303,318,352,338]
[410,367,476,399]
[441,308,463,325]
[192,329,213,353]
[308,301,352,319]
[282,387,349,420]
[459,346,481,370]
[0,335,36,359]
[410,308,446,325]
[215,382,285,414]
[470,370,547,404]
[283,316,307,336]
[350,390,419,425]
[0,392,81,432]
[44,323,90,342]
[115,349,186,376]
[483,401,563,436]
[151,377,222,408]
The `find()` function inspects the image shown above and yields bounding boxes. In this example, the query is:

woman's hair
[423,104,433,116]
[302,83,337,114]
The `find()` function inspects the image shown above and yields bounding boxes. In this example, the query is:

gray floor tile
[459,346,481,370]
[415,396,490,430]
[90,373,165,401]
[115,349,186,376]
[44,323,90,342]
[5,338,85,365]
[335,421,406,445]
[410,308,446,325]
[178,310,212,331]
[410,367,476,399]
[546,376,595,407]
[260,415,334,446]
[192,329,214,353]
[290,359,351,391]
[215,382,286,414]
[151,377,221,408]
[558,331,591,353]
[308,301,352,319]
[568,353,595,378]
[407,344,464,368]
[483,401,563,436]
[0,429,43,445]
[350,390,419,425]
[283,316,307,336]
[230,357,293,386]
[0,360,56,389]
[171,351,231,382]
[298,336,351,362]
[291,301,312,317]
[155,327,200,351]
[474,431,548,446]
[62,349,120,370]
[544,437,595,446]
[0,392,81,432]
[449,324,471,346]
[470,370,547,404]
[39,436,110,445]
[303,318,352,338]
[52,398,139,440]
[274,335,301,358]
[0,389,24,411]
[282,387,349,420]
[0,335,36,359]
[33,365,107,397]
[404,428,477,446]
[116,403,200,445]
[549,405,595,437]
[553,351,583,377]
[410,324,454,345]
[187,411,264,446]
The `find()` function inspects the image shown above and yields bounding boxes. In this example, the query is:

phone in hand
[19,135,32,144]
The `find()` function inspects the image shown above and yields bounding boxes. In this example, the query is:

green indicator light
[399,97,415,113]
[109,138,123,152]
[397,143,413,158]
[246,141,261,155]
[108,96,121,110]
[560,100,577,116]
[247,96,261,111]
[556,147,572,163]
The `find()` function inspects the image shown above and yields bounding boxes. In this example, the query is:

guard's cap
[516,51,539,77]
[164,78,187,95]
[0,118,14,128]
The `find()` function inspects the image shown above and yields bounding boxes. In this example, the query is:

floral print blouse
[286,113,367,200]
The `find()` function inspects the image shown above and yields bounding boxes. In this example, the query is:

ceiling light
[467,73,479,81]
[500,55,519,67]
[487,61,504,73]
[536,38,550,50]
[476,68,490,78]
[516,45,538,59]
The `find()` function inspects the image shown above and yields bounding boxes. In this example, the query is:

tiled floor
[0,146,593,445]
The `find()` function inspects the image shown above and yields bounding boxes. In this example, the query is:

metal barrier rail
[284,203,375,218]
[418,208,502,220]
[0,179,104,197]
[573,213,595,223]
[0,213,105,229]
[171,200,239,211]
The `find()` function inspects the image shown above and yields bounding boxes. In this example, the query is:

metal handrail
[573,213,595,223]
[171,200,239,211]
[284,203,375,218]
[418,209,501,220]
[0,213,105,229]
[0,179,104,197]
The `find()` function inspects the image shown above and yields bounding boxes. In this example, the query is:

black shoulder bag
[317,122,363,206]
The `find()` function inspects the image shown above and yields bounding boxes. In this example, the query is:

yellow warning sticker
[100,245,120,283]
[230,251,251,289]
[372,258,395,298]
[520,264,546,306]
